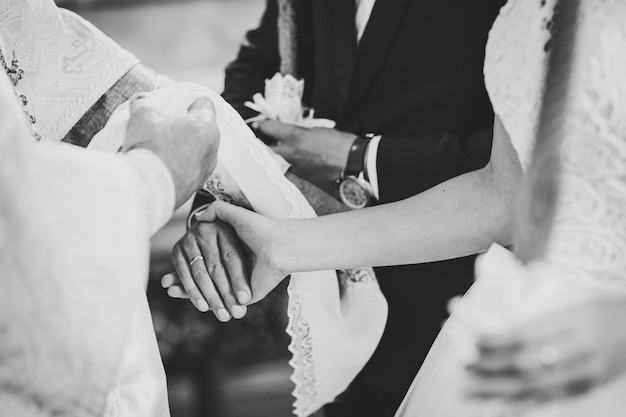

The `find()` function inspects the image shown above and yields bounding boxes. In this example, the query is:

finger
[216,222,252,305]
[197,201,258,233]
[476,331,525,355]
[167,285,190,299]
[258,119,303,142]
[269,142,294,160]
[249,262,285,305]
[129,91,149,105]
[468,355,598,403]
[161,272,181,289]
[172,241,210,313]
[468,334,589,395]
[128,93,155,116]
[447,296,463,315]
[465,372,531,400]
[183,236,232,322]
[187,96,216,120]
[194,224,244,319]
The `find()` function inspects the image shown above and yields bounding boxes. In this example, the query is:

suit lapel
[346,0,412,111]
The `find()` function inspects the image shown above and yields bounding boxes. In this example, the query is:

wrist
[331,133,358,172]
[277,219,304,275]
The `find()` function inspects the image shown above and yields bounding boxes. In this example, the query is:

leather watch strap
[343,135,371,177]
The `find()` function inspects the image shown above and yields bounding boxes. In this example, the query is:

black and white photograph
[1,0,626,417]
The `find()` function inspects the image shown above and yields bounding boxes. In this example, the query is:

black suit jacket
[218,1,506,416]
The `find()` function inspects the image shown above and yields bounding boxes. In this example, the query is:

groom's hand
[259,120,356,190]
[125,93,220,208]
[164,220,252,322]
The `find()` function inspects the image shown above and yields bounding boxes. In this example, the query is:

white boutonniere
[245,73,336,129]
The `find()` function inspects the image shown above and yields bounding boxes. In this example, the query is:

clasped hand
[466,298,626,406]
[123,87,220,208]
[258,120,357,191]
[162,201,294,322]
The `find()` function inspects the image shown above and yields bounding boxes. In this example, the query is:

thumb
[187,96,216,120]
[196,200,258,236]
[250,265,285,304]
[258,119,302,141]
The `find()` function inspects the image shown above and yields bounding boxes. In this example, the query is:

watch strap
[344,135,371,177]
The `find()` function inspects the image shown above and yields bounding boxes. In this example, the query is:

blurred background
[57,1,294,416]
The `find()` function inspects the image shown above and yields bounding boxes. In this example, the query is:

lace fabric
[485,0,626,292]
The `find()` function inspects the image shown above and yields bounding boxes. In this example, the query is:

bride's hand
[195,201,293,305]
[465,298,626,405]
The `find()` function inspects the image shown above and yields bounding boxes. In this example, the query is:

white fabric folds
[97,83,389,417]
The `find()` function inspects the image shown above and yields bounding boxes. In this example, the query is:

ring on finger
[538,345,560,369]
[189,255,204,267]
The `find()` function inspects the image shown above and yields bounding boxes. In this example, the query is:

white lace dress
[394,0,626,416]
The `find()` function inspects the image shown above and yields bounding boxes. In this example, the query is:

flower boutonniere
[245,72,336,129]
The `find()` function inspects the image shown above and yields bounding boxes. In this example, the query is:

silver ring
[538,345,559,368]
[189,255,204,267]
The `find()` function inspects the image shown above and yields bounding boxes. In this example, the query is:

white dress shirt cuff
[365,135,382,201]
[124,148,176,235]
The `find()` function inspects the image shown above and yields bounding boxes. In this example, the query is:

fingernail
[237,291,251,304]
[197,299,209,312]
[231,305,247,319]
[194,209,207,217]
[161,273,171,287]
[217,309,231,322]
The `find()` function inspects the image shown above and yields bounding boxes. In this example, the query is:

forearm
[283,166,515,273]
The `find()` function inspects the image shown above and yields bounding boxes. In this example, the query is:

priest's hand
[124,92,220,208]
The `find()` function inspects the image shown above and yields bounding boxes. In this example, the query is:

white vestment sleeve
[0,71,169,416]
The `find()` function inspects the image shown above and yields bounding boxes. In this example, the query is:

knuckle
[222,249,240,263]
[181,236,196,252]
[196,222,216,238]
[191,264,207,282]
[208,262,223,278]
[207,294,224,309]
[222,294,237,306]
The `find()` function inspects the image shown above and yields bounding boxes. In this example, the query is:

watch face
[339,176,370,209]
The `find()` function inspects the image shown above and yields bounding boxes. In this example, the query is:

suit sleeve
[376,127,494,203]
[222,0,281,121]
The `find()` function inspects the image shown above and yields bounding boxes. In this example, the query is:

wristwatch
[338,134,375,209]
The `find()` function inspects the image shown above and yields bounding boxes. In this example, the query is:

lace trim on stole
[204,98,320,414]
[201,88,382,417]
